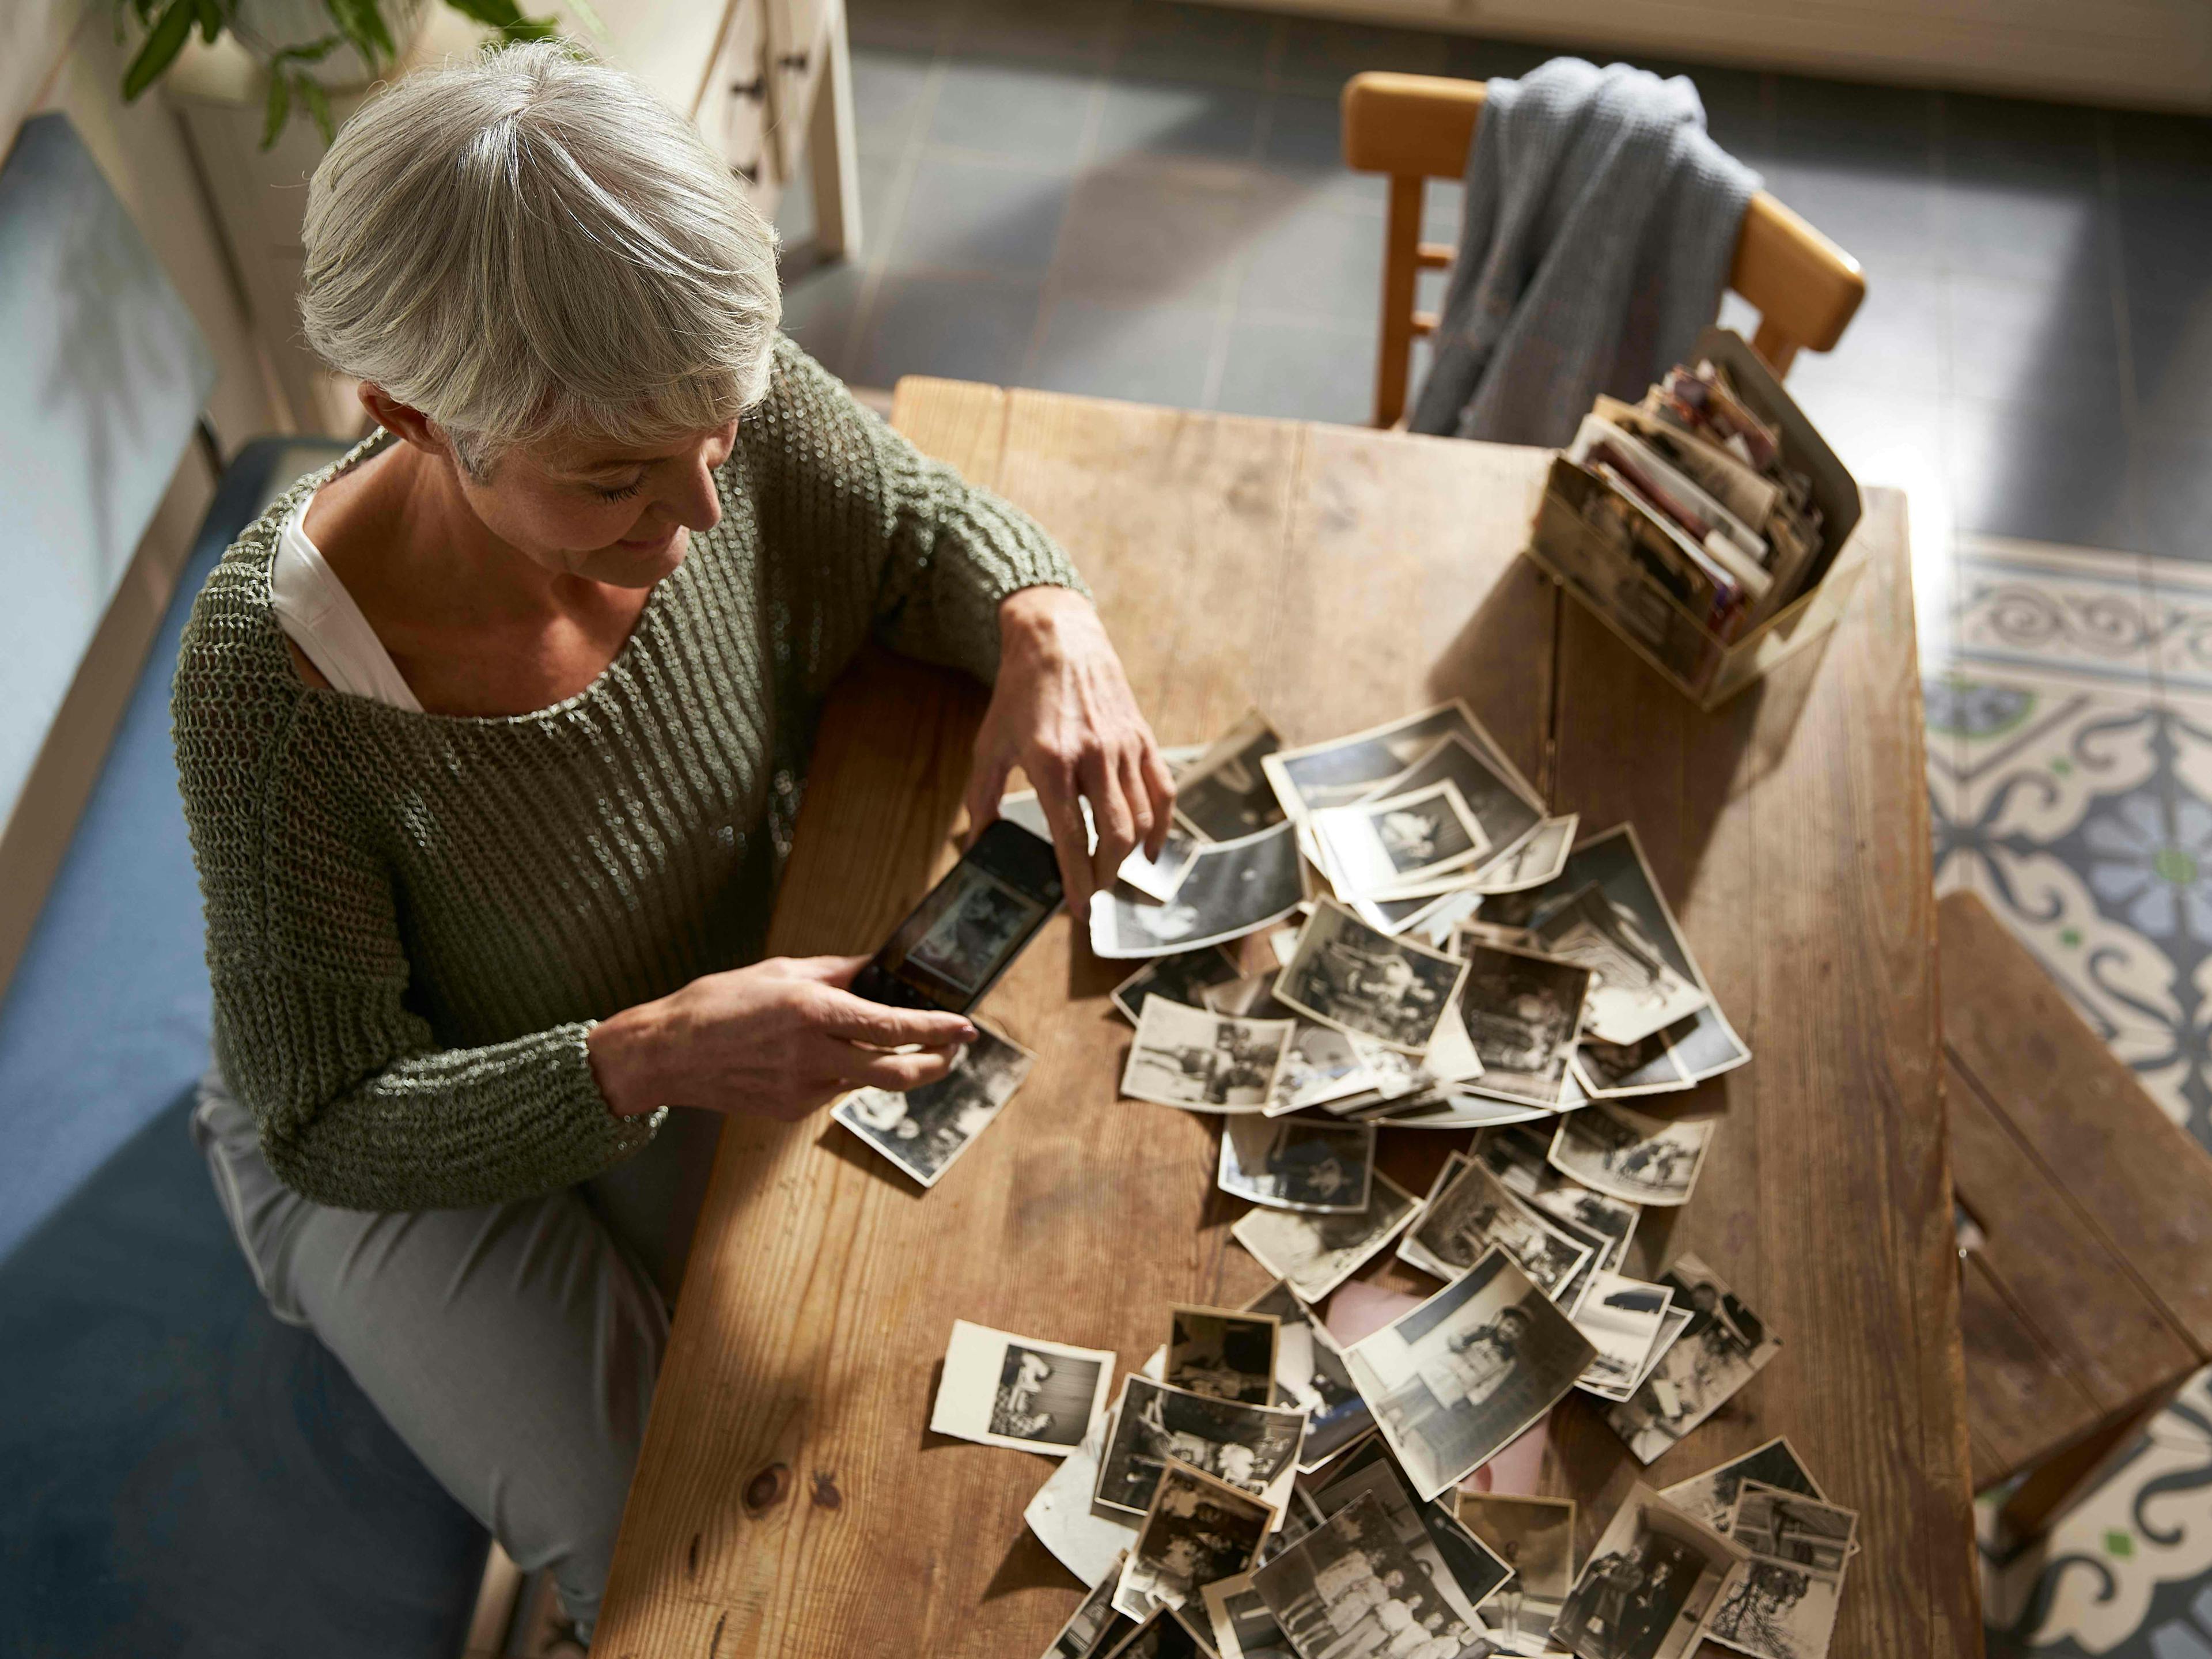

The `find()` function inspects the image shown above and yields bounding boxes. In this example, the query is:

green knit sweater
[173,340,1082,1213]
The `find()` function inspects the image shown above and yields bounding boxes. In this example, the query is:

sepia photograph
[1201,972,1375,1114]
[904,860,1052,998]
[1705,1482,1857,1659]
[1251,1489,1479,1659]
[1474,1126,1643,1274]
[1548,1103,1716,1207]
[1308,1438,1512,1630]
[1113,947,1243,1025]
[1167,1305,1282,1405]
[1478,813,1578,894]
[1046,1559,1132,1659]
[1113,1457,1277,1622]
[1001,787,1199,904]
[1458,1492,1578,1657]
[1310,781,1489,899]
[1219,1117,1376,1214]
[1535,884,1709,1048]
[1274,900,1469,1055]
[1551,1484,1749,1659]
[1100,1608,1204,1659]
[1092,821,1306,959]
[1455,942,1594,1109]
[1344,1247,1598,1501]
[1355,732,1544,878]
[929,1319,1116,1456]
[1605,1254,1783,1465]
[1264,702,1529,820]
[1201,1572,1296,1659]
[1398,1158,1594,1300]
[1124,996,1295,1112]
[1571,1272,1676,1401]
[1658,1439,1828,1536]
[1175,712,1287,843]
[1574,1027,1692,1099]
[1243,1282,1375,1473]
[1231,1171,1421,1305]
[1094,1376,1307,1517]
[832,1025,1037,1188]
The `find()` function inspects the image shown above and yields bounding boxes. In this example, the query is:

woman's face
[461,419,740,588]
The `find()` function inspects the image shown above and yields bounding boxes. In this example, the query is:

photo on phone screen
[853,819,1066,1013]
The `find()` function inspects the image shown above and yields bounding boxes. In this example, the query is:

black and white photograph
[1457,1493,1577,1657]
[1167,1305,1282,1404]
[1455,942,1594,1109]
[1047,1559,1134,1659]
[1533,884,1707,1049]
[1202,1573,1296,1659]
[1101,1608,1205,1659]
[1398,1158,1594,1301]
[1219,1118,1376,1214]
[1573,1028,1692,1099]
[1231,1171,1421,1304]
[1092,821,1306,960]
[1310,782,1489,898]
[1124,997,1295,1112]
[1242,1282,1375,1472]
[1343,1247,1598,1501]
[929,1319,1116,1456]
[1478,814,1578,894]
[1113,1457,1277,1622]
[1547,1103,1716,1207]
[1355,732,1544,880]
[832,1025,1037,1188]
[1094,1377,1306,1518]
[1309,1437,1513,1630]
[1203,976,1380,1113]
[1113,948,1244,1025]
[1605,1254,1783,1465]
[1571,1272,1676,1401]
[1705,1482,1856,1659]
[1175,713,1287,843]
[1551,1484,1748,1659]
[1657,1439,1828,1535]
[1024,1411,1141,1590]
[1002,787,1200,904]
[1264,702,1522,820]
[1249,1488,1478,1659]
[1475,1127,1645,1274]
[1274,900,1468,1055]
[903,860,1051,998]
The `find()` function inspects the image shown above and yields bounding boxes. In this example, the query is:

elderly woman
[173,42,1172,1637]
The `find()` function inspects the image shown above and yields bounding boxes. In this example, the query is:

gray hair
[299,41,781,475]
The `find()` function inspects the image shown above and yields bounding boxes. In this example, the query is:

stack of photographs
[1704,1482,1859,1659]
[1605,1254,1784,1465]
[1551,1483,1749,1659]
[1123,996,1296,1113]
[1457,1493,1577,1656]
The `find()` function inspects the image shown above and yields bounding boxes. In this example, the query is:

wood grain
[593,388,1978,1658]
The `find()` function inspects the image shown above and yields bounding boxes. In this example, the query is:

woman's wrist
[587,1001,670,1118]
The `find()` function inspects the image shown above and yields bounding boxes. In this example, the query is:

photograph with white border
[930,1319,1115,1456]
[1551,1483,1749,1659]
[1219,1116,1376,1214]
[1092,821,1306,960]
[1548,1104,1717,1207]
[1124,997,1294,1112]
[1112,1457,1276,1622]
[1274,899,1468,1055]
[1231,1171,1420,1304]
[1173,711,1286,843]
[831,1025,1036,1189]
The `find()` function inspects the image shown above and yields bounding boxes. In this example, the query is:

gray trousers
[192,1067,719,1632]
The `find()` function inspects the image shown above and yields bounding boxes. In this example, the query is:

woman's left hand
[965,587,1176,917]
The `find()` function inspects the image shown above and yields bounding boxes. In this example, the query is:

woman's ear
[358,384,452,461]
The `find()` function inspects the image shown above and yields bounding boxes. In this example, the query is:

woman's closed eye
[592,478,645,502]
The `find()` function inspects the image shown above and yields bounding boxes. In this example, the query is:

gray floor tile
[1761,158,1943,275]
[1943,271,2124,422]
[1937,175,2115,289]
[1274,16,1448,94]
[1214,313,1376,425]
[1772,74,1937,169]
[1944,91,2103,186]
[851,46,937,164]
[1092,77,1264,164]
[2116,182,2212,319]
[2132,429,2212,564]
[1259,92,1388,215]
[1949,397,2138,548]
[1025,296,1219,405]
[1051,162,1273,306]
[2130,301,2212,435]
[2108,107,2212,190]
[1118,0,1276,87]
[1441,35,1554,84]
[844,0,955,52]
[885,155,1072,275]
[949,0,1127,66]
[852,274,1045,388]
[925,59,1097,167]
[778,260,867,381]
[1234,191,1385,321]
[1780,267,1945,402]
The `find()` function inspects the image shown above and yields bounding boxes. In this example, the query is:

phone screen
[852,819,1066,1013]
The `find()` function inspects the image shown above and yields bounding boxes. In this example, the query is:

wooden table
[592,381,1981,1658]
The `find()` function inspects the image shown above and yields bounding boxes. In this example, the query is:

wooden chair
[1340,70,1867,429]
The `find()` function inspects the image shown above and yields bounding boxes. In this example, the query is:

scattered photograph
[1047,1559,1133,1659]
[1274,900,1469,1055]
[1251,1489,1480,1659]
[1551,1483,1749,1659]
[832,1025,1037,1188]
[1219,1118,1376,1214]
[929,1319,1115,1456]
[1534,884,1710,1048]
[1311,781,1490,899]
[1705,1482,1857,1659]
[1095,1377,1307,1518]
[1548,1104,1716,1207]
[1571,1272,1676,1401]
[1002,788,1199,904]
[1175,713,1288,843]
[1113,1458,1277,1622]
[1605,1254,1783,1465]
[1100,1607,1203,1659]
[1232,1171,1421,1304]
[1024,1410,1141,1590]
[1479,814,1578,893]
[1092,821,1306,959]
[1264,702,1525,820]
[1658,1438,1828,1535]
[1200,973,1373,1114]
[1455,943,1594,1109]
[1574,1028,1692,1098]
[1124,997,1295,1112]
[1168,1305,1282,1405]
[1243,1282,1374,1471]
[1357,732,1545,879]
[1397,1158,1594,1301]
[1308,1437,1513,1629]
[1113,948,1244,1025]
[1343,1247,1598,1501]
[1457,1492,1576,1656]
[1201,1573,1295,1659]
[1474,1127,1645,1274]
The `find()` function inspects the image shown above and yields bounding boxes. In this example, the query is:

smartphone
[851,819,1066,1013]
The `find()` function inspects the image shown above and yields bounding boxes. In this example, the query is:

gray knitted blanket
[1408,58,1760,447]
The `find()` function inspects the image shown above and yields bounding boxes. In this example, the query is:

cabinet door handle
[731,77,766,99]
[777,51,808,70]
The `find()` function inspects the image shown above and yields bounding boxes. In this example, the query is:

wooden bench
[1940,889,2212,1541]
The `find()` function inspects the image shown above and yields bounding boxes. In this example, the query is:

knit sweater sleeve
[172,572,658,1213]
[744,336,1088,688]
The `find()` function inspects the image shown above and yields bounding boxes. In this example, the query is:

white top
[269,490,423,712]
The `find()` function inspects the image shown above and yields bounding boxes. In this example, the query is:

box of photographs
[1521,327,1868,709]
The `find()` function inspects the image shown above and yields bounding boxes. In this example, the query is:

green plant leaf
[192,0,222,43]
[260,70,291,147]
[297,74,335,142]
[440,0,557,41]
[121,0,196,100]
[322,0,395,62]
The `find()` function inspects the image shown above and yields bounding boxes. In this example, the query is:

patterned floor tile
[2143,556,2212,712]
[1952,536,2160,697]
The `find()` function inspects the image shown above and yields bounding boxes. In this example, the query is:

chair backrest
[1340,70,1866,430]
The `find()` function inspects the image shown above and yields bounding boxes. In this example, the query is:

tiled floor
[783,2,2212,1651]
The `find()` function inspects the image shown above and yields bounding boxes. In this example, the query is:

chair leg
[1373,174,1425,429]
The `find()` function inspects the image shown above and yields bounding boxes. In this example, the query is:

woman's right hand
[585,955,977,1121]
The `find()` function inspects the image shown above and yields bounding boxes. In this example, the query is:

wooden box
[1521,326,1868,709]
